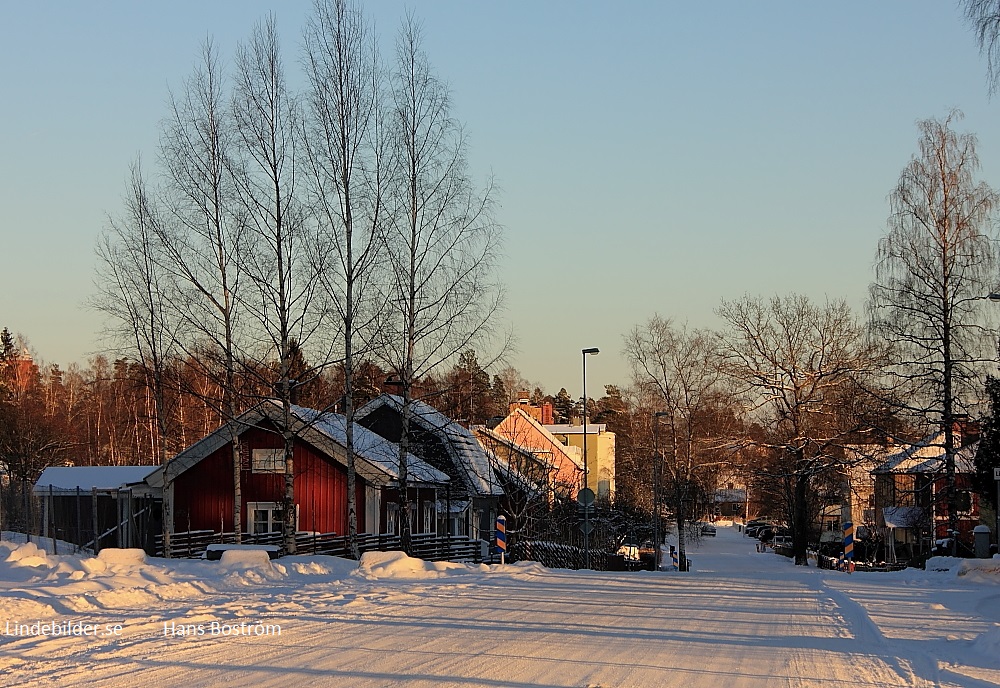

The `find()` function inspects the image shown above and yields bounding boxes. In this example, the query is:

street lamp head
[582,347,600,356]
[989,293,1000,302]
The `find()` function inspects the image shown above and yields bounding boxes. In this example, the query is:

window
[894,474,916,506]
[252,448,285,474]
[472,508,483,540]
[386,502,400,534]
[365,486,381,534]
[247,502,285,534]
[422,502,435,533]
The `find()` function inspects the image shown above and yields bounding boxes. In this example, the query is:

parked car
[746,523,773,538]
[616,541,640,562]
[700,523,717,536]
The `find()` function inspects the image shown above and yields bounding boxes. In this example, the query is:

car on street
[746,523,773,538]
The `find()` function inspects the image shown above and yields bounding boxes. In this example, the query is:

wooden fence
[155,529,486,563]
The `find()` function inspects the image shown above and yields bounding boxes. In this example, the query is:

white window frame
[365,486,381,534]
[247,501,298,534]
[386,502,400,535]
[251,448,285,474]
[422,501,435,533]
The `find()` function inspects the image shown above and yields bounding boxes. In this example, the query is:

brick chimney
[541,402,554,425]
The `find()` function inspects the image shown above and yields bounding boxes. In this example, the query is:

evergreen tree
[553,387,575,423]
[974,375,1000,511]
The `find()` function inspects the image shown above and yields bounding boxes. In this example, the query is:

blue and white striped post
[843,521,854,572]
[496,515,507,565]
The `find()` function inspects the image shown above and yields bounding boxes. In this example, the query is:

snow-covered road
[2,528,999,687]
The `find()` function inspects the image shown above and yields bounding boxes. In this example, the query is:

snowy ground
[2,527,999,687]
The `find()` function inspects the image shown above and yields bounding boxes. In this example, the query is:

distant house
[543,420,616,500]
[872,430,980,560]
[33,465,159,551]
[356,394,503,541]
[146,400,449,543]
[712,487,747,520]
[487,407,583,499]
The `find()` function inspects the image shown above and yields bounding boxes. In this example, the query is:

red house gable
[172,423,359,536]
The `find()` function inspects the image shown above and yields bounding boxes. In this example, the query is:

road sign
[578,488,595,507]
[994,467,1000,481]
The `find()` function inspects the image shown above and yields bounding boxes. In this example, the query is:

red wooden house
[145,400,449,540]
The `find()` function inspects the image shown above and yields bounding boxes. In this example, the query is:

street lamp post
[988,294,1000,546]
[581,347,599,569]
[653,411,669,570]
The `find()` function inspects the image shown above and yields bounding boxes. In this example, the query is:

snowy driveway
[1,528,999,687]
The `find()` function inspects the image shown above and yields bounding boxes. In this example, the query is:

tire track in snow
[817,575,941,688]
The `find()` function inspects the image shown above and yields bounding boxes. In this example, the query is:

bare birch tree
[93,161,179,467]
[231,16,328,554]
[93,161,181,553]
[157,38,249,541]
[963,0,1000,92]
[869,112,998,548]
[379,16,504,552]
[302,0,386,558]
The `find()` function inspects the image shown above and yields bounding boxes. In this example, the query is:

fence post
[91,487,100,554]
[48,484,57,555]
[75,487,82,553]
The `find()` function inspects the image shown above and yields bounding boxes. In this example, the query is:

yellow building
[543,421,615,500]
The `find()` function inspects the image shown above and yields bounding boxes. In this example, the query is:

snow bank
[956,558,1000,583]
[281,555,359,579]
[217,548,287,585]
[925,556,963,572]
[924,556,1000,581]
[2,594,60,621]
[4,541,52,568]
[219,549,275,569]
[356,551,489,580]
[971,625,1000,658]
[98,548,147,567]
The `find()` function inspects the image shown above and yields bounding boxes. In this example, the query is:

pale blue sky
[2,1,999,397]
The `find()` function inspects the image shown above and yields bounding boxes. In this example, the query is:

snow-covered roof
[882,506,925,529]
[156,400,448,487]
[495,409,583,470]
[871,433,977,475]
[292,406,449,484]
[714,489,746,503]
[358,394,503,498]
[34,466,158,495]
[480,445,543,498]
